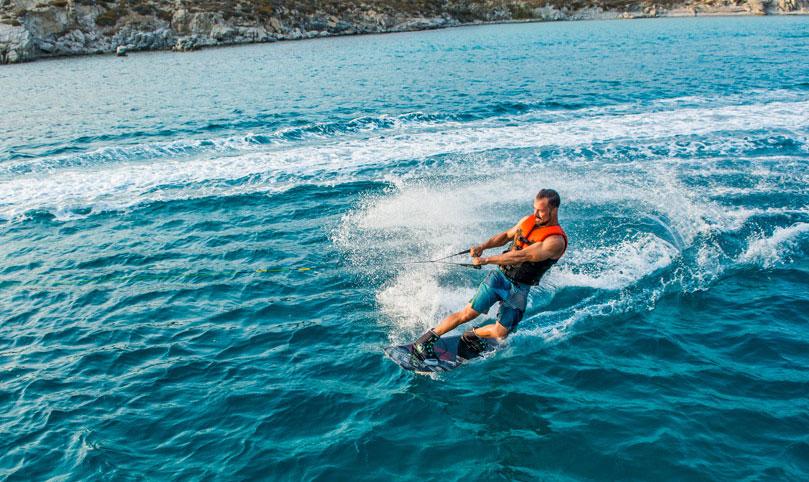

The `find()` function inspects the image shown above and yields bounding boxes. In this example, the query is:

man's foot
[458,328,488,359]
[413,329,440,365]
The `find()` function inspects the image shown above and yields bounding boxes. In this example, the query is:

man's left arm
[473,235,566,266]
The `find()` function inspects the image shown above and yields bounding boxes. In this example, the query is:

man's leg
[457,320,512,360]
[414,272,500,364]
[458,300,525,359]
[434,271,503,335]
[433,304,481,336]
[413,304,481,364]
[472,298,524,339]
[472,322,511,339]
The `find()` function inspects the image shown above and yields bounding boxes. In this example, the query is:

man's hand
[473,256,488,266]
[470,245,484,257]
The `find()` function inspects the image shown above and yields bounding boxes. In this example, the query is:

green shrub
[447,5,484,22]
[508,3,535,19]
[256,3,274,17]
[156,9,173,21]
[222,7,236,19]
[133,2,153,15]
[95,7,125,27]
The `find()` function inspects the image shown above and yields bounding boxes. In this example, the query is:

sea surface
[2,16,809,481]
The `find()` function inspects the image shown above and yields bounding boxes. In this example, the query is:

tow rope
[0,249,480,288]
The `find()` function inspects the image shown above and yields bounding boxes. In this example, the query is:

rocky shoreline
[1,0,807,64]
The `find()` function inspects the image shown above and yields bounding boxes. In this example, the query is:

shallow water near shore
[2,16,809,481]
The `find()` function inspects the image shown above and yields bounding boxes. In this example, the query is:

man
[413,189,568,365]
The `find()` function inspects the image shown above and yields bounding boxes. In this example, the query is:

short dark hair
[536,189,560,208]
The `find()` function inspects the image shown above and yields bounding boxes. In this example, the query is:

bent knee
[492,323,511,338]
[461,305,481,322]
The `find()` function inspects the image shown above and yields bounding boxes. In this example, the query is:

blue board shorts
[469,269,531,332]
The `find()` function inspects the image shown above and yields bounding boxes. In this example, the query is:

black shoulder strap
[519,223,539,246]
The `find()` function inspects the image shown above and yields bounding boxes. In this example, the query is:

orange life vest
[501,215,567,286]
[512,215,568,254]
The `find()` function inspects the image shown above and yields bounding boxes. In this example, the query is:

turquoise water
[2,16,809,480]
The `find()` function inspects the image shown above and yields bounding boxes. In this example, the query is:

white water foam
[740,223,809,268]
[550,234,679,291]
[3,94,808,221]
[0,112,444,177]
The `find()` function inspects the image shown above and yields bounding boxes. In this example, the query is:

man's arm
[470,222,522,257]
[473,235,565,266]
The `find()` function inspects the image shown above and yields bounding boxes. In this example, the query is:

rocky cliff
[1,0,807,64]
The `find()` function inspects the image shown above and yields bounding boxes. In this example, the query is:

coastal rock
[285,27,303,40]
[188,12,224,35]
[746,0,770,14]
[489,7,513,20]
[305,15,331,32]
[171,10,224,36]
[173,34,206,52]
[776,0,803,10]
[210,24,238,42]
[570,7,620,20]
[22,6,69,38]
[357,10,394,30]
[170,9,192,35]
[172,35,195,51]
[238,26,274,43]
[112,26,173,52]
[268,16,284,33]
[69,29,86,46]
[332,19,355,33]
[536,6,569,20]
[36,39,53,52]
[2,0,809,64]
[0,23,35,63]
[396,16,449,31]
[49,29,88,54]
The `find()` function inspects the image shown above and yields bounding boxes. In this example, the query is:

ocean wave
[0,111,451,177]
[740,223,809,268]
[3,93,808,223]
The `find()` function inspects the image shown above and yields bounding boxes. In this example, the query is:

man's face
[533,197,555,226]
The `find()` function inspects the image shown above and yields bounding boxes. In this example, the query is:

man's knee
[460,304,481,322]
[473,322,511,339]
[492,322,511,338]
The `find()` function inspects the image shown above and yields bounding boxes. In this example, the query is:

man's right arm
[470,223,520,257]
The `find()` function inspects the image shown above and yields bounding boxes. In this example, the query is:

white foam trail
[0,112,443,176]
[549,235,679,291]
[0,133,265,177]
[519,297,626,344]
[2,95,808,220]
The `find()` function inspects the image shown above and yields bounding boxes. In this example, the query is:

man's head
[533,189,560,226]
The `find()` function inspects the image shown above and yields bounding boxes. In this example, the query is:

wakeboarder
[412,188,568,364]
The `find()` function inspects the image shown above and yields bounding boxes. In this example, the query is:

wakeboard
[383,334,500,374]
